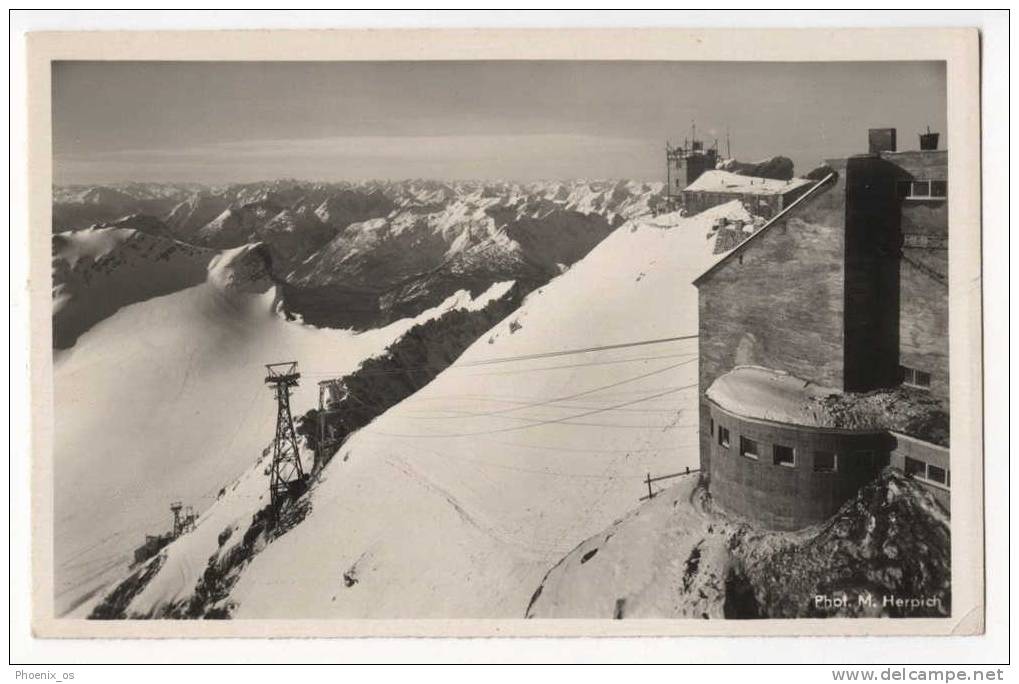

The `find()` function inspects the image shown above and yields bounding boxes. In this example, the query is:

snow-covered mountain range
[53,180,663,336]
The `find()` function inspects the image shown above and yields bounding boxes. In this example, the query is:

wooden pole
[646,472,653,500]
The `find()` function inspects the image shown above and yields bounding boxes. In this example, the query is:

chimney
[919,126,940,151]
[868,128,897,154]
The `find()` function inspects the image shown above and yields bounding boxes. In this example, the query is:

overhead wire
[364,383,698,439]
[299,332,698,380]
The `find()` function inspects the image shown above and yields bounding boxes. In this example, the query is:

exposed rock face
[165,192,233,239]
[718,156,796,181]
[52,227,216,349]
[88,553,168,620]
[281,189,630,329]
[526,470,950,619]
[806,163,839,181]
[730,470,950,618]
[812,386,949,446]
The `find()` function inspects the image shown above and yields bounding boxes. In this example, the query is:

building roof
[692,172,836,286]
[683,170,812,196]
[706,366,950,445]
[706,366,847,429]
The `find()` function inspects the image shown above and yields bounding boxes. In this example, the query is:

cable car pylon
[264,361,306,511]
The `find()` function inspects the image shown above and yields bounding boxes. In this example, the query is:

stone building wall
[708,403,892,530]
[695,173,846,476]
[694,147,949,487]
[886,150,950,402]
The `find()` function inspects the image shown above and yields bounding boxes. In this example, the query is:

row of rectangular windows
[904,456,950,487]
[711,419,839,472]
[896,180,947,200]
[709,421,951,489]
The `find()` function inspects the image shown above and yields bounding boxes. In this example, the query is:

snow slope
[527,470,950,619]
[525,477,735,619]
[214,201,753,618]
[52,226,215,348]
[53,243,515,617]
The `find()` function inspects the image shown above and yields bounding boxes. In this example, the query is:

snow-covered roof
[684,170,812,196]
[706,366,845,429]
[692,173,837,286]
[706,366,949,444]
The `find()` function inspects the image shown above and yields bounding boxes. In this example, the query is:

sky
[52,60,946,185]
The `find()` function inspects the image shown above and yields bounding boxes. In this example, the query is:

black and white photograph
[17,23,991,649]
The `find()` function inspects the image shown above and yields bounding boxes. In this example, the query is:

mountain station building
[693,128,950,530]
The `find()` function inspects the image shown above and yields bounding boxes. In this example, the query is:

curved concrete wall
[707,403,891,530]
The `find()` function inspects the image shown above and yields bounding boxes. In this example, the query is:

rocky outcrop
[730,470,950,618]
[718,156,795,181]
[298,282,527,469]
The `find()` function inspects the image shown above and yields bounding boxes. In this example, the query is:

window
[904,456,950,488]
[904,456,926,479]
[717,426,730,449]
[814,451,838,472]
[897,179,948,201]
[740,436,760,460]
[773,444,795,467]
[901,365,932,389]
[926,465,948,485]
[903,233,948,250]
[710,418,714,437]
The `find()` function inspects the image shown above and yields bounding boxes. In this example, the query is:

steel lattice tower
[315,379,348,470]
[265,362,305,509]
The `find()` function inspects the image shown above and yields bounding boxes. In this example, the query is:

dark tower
[169,501,184,537]
[265,362,305,509]
[868,127,897,154]
[665,130,719,206]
